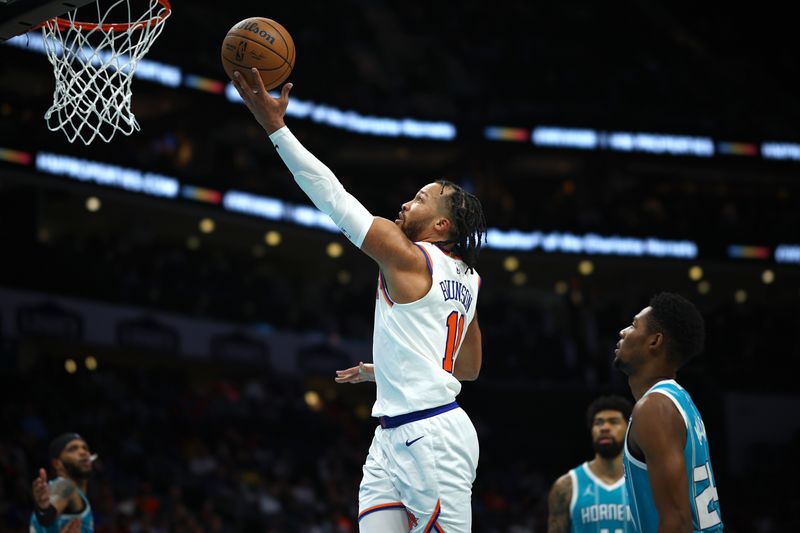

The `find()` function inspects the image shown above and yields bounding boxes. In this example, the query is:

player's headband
[49,433,84,459]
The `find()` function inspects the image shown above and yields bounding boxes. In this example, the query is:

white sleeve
[268,126,375,248]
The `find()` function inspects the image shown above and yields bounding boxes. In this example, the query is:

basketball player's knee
[359,508,408,533]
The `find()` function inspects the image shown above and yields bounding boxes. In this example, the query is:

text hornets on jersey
[439,280,473,313]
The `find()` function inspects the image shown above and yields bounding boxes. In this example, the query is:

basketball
[221,17,295,91]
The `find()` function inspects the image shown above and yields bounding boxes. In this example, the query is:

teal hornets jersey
[623,380,723,532]
[30,479,94,533]
[569,462,632,533]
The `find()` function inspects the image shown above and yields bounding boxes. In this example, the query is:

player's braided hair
[434,179,487,273]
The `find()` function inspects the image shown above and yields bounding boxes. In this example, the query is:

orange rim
[42,0,171,32]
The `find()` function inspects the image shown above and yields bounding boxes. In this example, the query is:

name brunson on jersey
[440,280,473,313]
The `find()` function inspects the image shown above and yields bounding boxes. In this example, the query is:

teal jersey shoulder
[623,380,723,532]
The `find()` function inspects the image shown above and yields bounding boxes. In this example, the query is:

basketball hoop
[38,0,172,144]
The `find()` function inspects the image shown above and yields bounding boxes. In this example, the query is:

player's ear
[648,332,664,353]
[51,458,61,472]
[434,216,451,237]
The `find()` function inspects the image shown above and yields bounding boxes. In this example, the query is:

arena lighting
[554,280,569,295]
[264,231,282,246]
[775,244,800,264]
[531,127,714,157]
[224,84,457,140]
[607,132,714,157]
[26,149,798,261]
[0,147,32,164]
[532,127,598,149]
[222,190,284,220]
[35,152,179,198]
[761,142,800,161]
[502,256,520,272]
[727,245,771,260]
[85,196,101,212]
[6,35,799,150]
[578,260,594,275]
[484,228,698,258]
[697,280,711,295]
[485,126,529,142]
[717,142,758,156]
[183,74,226,94]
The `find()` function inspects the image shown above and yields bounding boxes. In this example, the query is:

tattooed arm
[32,468,84,526]
[547,473,573,533]
[49,477,82,511]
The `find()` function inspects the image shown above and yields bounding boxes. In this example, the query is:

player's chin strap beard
[63,460,91,481]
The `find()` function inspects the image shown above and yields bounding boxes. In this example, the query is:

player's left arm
[453,314,482,381]
[631,394,692,533]
[334,362,375,384]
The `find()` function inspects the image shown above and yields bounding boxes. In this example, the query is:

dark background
[1,0,799,531]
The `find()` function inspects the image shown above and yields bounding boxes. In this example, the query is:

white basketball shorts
[357,404,479,532]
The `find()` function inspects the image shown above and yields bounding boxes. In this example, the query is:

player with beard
[31,433,95,532]
[232,72,487,532]
[548,395,633,533]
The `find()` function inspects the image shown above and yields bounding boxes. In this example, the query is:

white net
[40,0,171,144]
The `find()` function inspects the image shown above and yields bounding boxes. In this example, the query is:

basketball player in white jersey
[232,70,487,533]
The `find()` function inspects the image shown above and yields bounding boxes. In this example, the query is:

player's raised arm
[630,394,692,532]
[32,468,77,526]
[231,71,424,276]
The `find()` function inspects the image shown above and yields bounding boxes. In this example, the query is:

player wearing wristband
[31,433,95,533]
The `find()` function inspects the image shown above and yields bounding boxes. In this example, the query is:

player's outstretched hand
[335,362,375,384]
[231,68,293,135]
[32,468,50,509]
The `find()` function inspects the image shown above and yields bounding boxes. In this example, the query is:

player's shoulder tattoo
[547,472,572,533]
[50,478,77,501]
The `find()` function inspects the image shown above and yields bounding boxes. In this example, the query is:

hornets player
[615,293,723,532]
[31,433,95,532]
[232,71,487,533]
[547,395,633,533]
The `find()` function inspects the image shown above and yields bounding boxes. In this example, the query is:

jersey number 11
[443,311,465,372]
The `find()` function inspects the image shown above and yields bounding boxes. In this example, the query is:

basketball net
[39,0,171,144]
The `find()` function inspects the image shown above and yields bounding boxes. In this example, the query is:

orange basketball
[221,17,295,91]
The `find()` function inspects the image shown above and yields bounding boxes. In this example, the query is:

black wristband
[35,504,57,526]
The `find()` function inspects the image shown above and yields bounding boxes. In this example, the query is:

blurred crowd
[1,218,799,396]
[0,347,798,532]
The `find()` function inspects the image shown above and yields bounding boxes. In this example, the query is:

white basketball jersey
[371,241,481,417]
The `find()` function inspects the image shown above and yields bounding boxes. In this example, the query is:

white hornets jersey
[372,241,481,417]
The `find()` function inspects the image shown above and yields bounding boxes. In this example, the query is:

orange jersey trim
[415,243,434,274]
[424,499,442,532]
[378,272,394,307]
[358,501,406,521]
